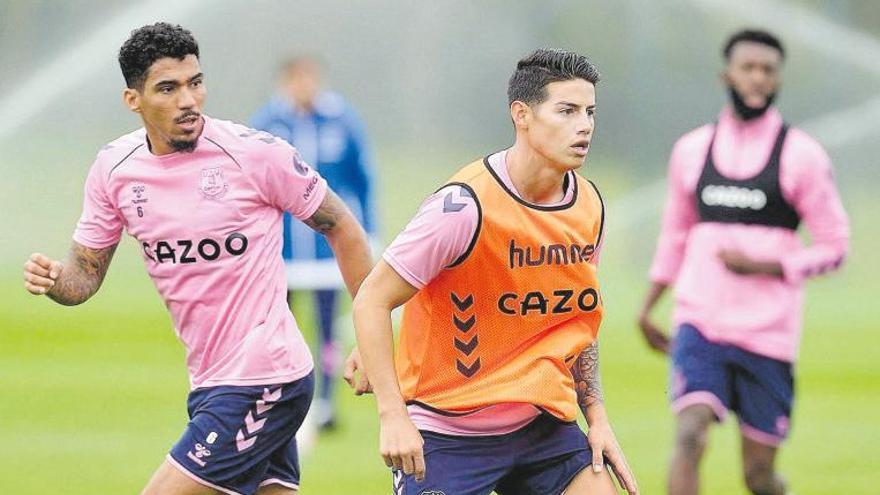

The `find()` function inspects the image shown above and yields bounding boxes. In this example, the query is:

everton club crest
[200,166,228,199]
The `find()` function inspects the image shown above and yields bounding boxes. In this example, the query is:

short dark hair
[723,29,785,60]
[508,49,600,106]
[118,22,199,89]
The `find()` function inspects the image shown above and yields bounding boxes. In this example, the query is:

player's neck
[290,95,315,114]
[505,144,567,204]
[145,132,175,156]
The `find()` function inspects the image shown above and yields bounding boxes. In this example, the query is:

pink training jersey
[74,116,327,389]
[384,149,587,436]
[650,106,850,362]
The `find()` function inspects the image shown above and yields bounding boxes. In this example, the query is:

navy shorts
[168,371,314,495]
[393,414,592,495]
[670,324,794,446]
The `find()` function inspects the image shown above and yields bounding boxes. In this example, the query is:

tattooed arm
[304,188,373,299]
[23,241,118,306]
[573,340,604,413]
[571,339,640,494]
[306,188,376,397]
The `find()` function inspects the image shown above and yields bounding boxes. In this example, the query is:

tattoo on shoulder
[304,190,346,235]
[573,340,603,410]
[48,242,117,305]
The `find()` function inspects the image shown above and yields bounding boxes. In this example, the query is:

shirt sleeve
[591,235,604,267]
[779,137,850,284]
[648,139,700,285]
[257,138,329,220]
[382,185,480,289]
[72,159,123,249]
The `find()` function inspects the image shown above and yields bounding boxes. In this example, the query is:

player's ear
[123,87,142,114]
[510,100,530,130]
[719,67,732,86]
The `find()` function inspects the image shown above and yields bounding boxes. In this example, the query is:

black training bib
[696,124,800,230]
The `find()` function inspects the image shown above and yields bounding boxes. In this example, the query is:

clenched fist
[23,253,63,295]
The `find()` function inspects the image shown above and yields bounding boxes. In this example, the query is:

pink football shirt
[74,116,327,389]
[650,106,850,362]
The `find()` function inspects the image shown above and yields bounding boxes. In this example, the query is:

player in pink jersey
[637,29,850,495]
[21,23,372,495]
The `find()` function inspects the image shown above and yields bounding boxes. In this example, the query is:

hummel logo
[509,239,594,269]
[186,442,211,467]
[194,443,211,458]
[130,183,148,205]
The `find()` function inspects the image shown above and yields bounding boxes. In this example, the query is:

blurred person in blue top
[251,55,378,431]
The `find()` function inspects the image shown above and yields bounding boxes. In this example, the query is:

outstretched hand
[718,249,758,275]
[718,249,784,278]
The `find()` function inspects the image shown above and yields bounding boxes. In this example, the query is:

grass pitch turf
[2,149,876,493]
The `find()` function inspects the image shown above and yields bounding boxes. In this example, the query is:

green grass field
[1,147,877,494]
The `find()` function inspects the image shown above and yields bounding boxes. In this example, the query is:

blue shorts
[670,324,794,446]
[393,414,592,495]
[168,372,314,495]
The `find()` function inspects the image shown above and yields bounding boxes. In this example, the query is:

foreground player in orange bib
[353,49,637,495]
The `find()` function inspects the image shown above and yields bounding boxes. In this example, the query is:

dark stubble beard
[728,85,777,121]
[170,138,198,153]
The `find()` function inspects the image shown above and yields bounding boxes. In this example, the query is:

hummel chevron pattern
[451,293,474,312]
[453,314,475,332]
[393,469,404,495]
[235,386,282,452]
[244,411,267,434]
[454,334,479,356]
[442,190,467,213]
[255,386,281,415]
[450,291,480,378]
[456,358,481,378]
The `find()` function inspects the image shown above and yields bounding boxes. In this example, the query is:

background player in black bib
[637,29,850,495]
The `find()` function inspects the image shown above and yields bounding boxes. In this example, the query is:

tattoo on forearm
[47,242,117,306]
[304,191,345,235]
[572,340,603,411]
